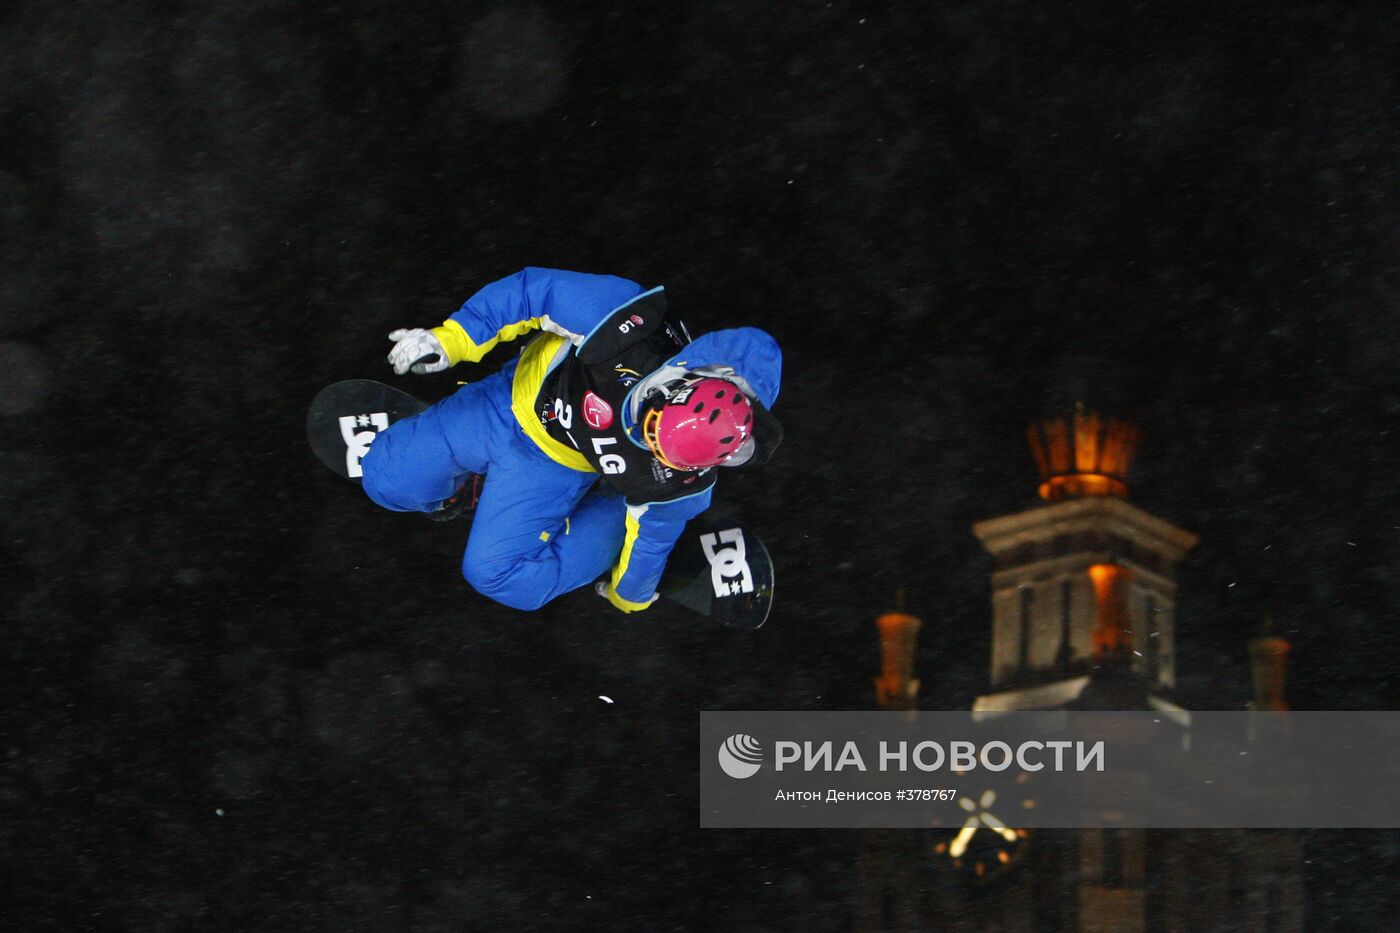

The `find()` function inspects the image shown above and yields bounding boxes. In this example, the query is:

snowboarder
[360,267,783,613]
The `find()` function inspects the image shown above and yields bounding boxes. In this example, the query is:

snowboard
[307,379,774,629]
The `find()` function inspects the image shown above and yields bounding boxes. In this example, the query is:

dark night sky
[3,1,1399,929]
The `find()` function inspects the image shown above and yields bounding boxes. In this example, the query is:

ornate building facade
[854,409,1304,932]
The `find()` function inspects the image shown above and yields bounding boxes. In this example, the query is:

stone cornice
[972,496,1199,564]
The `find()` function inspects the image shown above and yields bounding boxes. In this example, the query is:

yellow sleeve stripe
[431,320,474,365]
[603,583,656,613]
[433,316,544,365]
[609,510,643,593]
[605,506,660,612]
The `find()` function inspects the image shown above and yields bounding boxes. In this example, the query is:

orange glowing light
[1249,636,1292,711]
[1088,563,1133,657]
[1027,408,1140,501]
[1038,473,1127,501]
[875,611,922,710]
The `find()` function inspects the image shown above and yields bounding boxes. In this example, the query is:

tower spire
[1027,403,1140,501]
[1248,617,1292,711]
[874,594,922,711]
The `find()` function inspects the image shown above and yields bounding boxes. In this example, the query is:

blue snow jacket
[430,267,782,609]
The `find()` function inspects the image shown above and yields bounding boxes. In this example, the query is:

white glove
[387,328,450,375]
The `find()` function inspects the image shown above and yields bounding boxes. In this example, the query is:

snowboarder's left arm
[387,267,645,374]
[598,484,716,612]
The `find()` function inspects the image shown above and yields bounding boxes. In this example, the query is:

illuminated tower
[855,602,925,932]
[847,410,1302,932]
[970,408,1198,713]
[874,600,922,712]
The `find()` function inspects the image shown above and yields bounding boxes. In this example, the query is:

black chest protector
[535,290,718,505]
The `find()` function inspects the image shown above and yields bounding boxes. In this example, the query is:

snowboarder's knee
[360,445,439,513]
[462,558,552,612]
[360,464,395,510]
[359,445,410,509]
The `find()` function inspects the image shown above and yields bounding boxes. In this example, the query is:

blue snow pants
[360,359,627,611]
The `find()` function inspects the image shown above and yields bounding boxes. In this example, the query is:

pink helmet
[642,376,753,470]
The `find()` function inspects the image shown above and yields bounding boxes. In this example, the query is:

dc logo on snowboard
[338,412,390,478]
[718,734,763,779]
[700,528,754,598]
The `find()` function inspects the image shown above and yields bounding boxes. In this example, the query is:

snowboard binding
[427,473,483,523]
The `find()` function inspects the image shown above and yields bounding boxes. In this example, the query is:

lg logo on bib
[582,391,613,429]
[700,528,754,598]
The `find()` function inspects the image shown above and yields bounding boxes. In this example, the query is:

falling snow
[2,2,1396,928]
